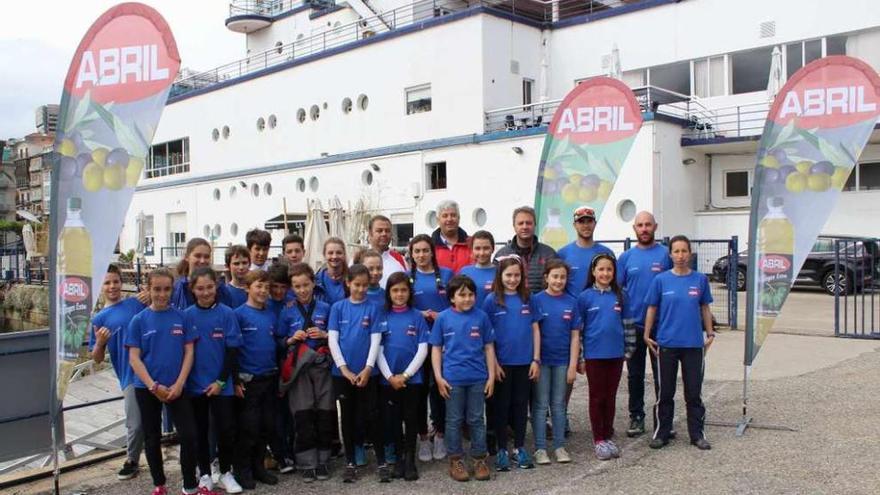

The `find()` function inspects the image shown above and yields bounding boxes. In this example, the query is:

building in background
[35,104,59,135]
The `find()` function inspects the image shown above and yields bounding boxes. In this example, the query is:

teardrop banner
[49,2,180,405]
[534,76,643,250]
[745,56,880,366]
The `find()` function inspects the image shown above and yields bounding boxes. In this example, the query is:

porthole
[264,182,273,196]
[213,188,221,201]
[203,225,211,237]
[357,94,369,111]
[310,105,320,121]
[322,102,328,110]
[251,183,260,197]
[222,125,230,139]
[257,117,266,132]
[229,186,237,199]
[425,210,438,229]
[297,108,306,123]
[309,176,319,192]
[296,178,306,192]
[230,223,239,237]
[268,114,277,128]
[275,41,283,54]
[473,208,487,227]
[212,224,222,238]
[211,128,220,141]
[342,97,352,114]
[361,170,373,186]
[617,199,636,222]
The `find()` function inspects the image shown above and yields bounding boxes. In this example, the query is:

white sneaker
[198,474,213,491]
[432,436,447,460]
[218,471,242,494]
[534,449,551,465]
[210,458,220,484]
[554,447,572,463]
[418,439,433,462]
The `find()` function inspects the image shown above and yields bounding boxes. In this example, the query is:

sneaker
[432,437,447,460]
[448,456,470,482]
[494,449,510,472]
[196,487,219,495]
[354,445,368,467]
[218,472,242,494]
[151,486,168,495]
[117,460,138,480]
[626,418,645,437]
[198,474,214,491]
[377,463,392,483]
[594,442,612,461]
[554,447,572,463]
[473,455,491,481]
[418,439,433,462]
[210,459,220,484]
[343,464,357,483]
[384,444,397,464]
[233,473,255,491]
[534,449,551,465]
[649,437,669,449]
[606,440,621,458]
[515,448,534,469]
[691,438,712,450]
[301,468,317,483]
[278,458,295,474]
[315,464,330,481]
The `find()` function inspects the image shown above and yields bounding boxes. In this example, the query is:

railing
[681,100,771,140]
[174,0,654,99]
[145,161,190,179]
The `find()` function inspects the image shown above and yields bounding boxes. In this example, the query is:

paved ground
[9,329,880,495]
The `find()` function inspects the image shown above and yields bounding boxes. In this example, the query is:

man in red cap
[557,206,614,296]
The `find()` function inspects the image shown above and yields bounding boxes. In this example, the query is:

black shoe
[393,453,406,479]
[669,430,677,439]
[253,469,278,485]
[691,438,712,450]
[343,464,357,483]
[626,418,645,438]
[301,468,317,483]
[649,437,669,449]
[404,450,419,481]
[278,458,295,474]
[378,464,392,483]
[316,464,330,481]
[116,460,138,480]
[486,431,497,456]
[235,473,256,490]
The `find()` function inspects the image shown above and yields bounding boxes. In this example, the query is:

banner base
[706,418,798,436]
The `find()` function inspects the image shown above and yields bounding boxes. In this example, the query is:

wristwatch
[401,371,411,381]
[532,358,541,365]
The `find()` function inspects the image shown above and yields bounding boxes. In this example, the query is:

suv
[711,235,878,295]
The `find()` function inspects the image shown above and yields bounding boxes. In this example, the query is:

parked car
[711,236,879,296]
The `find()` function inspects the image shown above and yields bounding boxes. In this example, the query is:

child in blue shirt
[430,275,497,482]
[90,264,147,480]
[644,235,715,451]
[126,268,199,495]
[328,264,389,483]
[377,272,429,481]
[172,238,213,309]
[278,263,334,482]
[356,249,386,308]
[219,245,250,308]
[183,267,242,493]
[481,255,539,471]
[459,230,497,305]
[316,237,348,305]
[531,259,582,465]
[577,254,626,461]
[233,270,281,488]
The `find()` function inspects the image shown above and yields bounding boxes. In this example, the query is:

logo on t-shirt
[361,316,371,328]
[469,326,481,338]
[562,309,573,321]
[406,325,417,336]
[171,325,184,336]
[613,303,622,312]
[211,330,224,339]
[521,307,531,315]
[315,317,326,326]
[651,262,663,272]
[688,286,700,297]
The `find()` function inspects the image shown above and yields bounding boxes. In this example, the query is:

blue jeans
[533,365,568,451]
[444,383,487,457]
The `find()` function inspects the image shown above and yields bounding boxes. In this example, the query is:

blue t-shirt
[219,284,248,309]
[125,307,193,389]
[412,268,453,312]
[617,244,672,326]
[328,299,386,376]
[577,288,625,359]
[89,298,147,389]
[429,307,496,386]
[381,307,430,385]
[481,293,537,366]
[557,242,615,296]
[278,299,331,350]
[459,265,496,306]
[234,304,279,376]
[171,278,195,310]
[366,286,386,308]
[316,269,346,305]
[532,291,583,366]
[184,303,242,396]
[266,298,287,319]
[644,271,713,348]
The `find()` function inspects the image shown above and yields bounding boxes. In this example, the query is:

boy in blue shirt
[557,206,614,296]
[219,245,250,309]
[90,264,147,480]
[459,230,497,305]
[430,275,496,482]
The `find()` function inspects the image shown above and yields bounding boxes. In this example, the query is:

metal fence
[834,237,879,338]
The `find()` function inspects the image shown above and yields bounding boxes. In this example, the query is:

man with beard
[557,206,614,297]
[616,211,672,437]
[368,215,407,288]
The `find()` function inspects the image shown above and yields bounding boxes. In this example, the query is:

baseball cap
[573,206,596,221]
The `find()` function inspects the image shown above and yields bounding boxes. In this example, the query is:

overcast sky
[1,1,242,139]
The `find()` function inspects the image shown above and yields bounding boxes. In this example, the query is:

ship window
[648,61,689,95]
[406,84,432,115]
[786,39,824,79]
[297,108,306,123]
[732,46,772,94]
[264,182,273,196]
[522,78,533,107]
[211,128,219,141]
[426,161,446,190]
[268,114,277,128]
[425,210,438,229]
[724,170,750,198]
[230,223,239,237]
[694,56,727,97]
[858,162,880,191]
[222,125,230,139]
[147,137,190,178]
[251,183,260,197]
[213,188,221,201]
[361,170,373,186]
[257,117,266,132]
[825,35,847,56]
[310,105,320,121]
[472,208,487,227]
[296,178,306,192]
[342,97,353,114]
[357,94,369,111]
[309,176,319,192]
[393,223,414,246]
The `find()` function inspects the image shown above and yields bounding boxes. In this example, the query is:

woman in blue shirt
[644,235,716,451]
[315,237,348,305]
[577,254,626,461]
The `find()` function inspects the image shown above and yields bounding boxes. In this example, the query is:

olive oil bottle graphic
[57,197,92,399]
[541,208,569,250]
[755,197,794,345]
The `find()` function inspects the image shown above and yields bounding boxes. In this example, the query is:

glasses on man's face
[575,217,595,224]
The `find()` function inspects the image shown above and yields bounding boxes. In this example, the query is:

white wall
[480,16,543,112]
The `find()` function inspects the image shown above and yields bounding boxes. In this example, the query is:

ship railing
[228,0,304,17]
[681,99,771,140]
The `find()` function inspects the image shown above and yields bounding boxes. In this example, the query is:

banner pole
[736,364,752,436]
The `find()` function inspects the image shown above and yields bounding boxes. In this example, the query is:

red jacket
[432,228,471,274]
